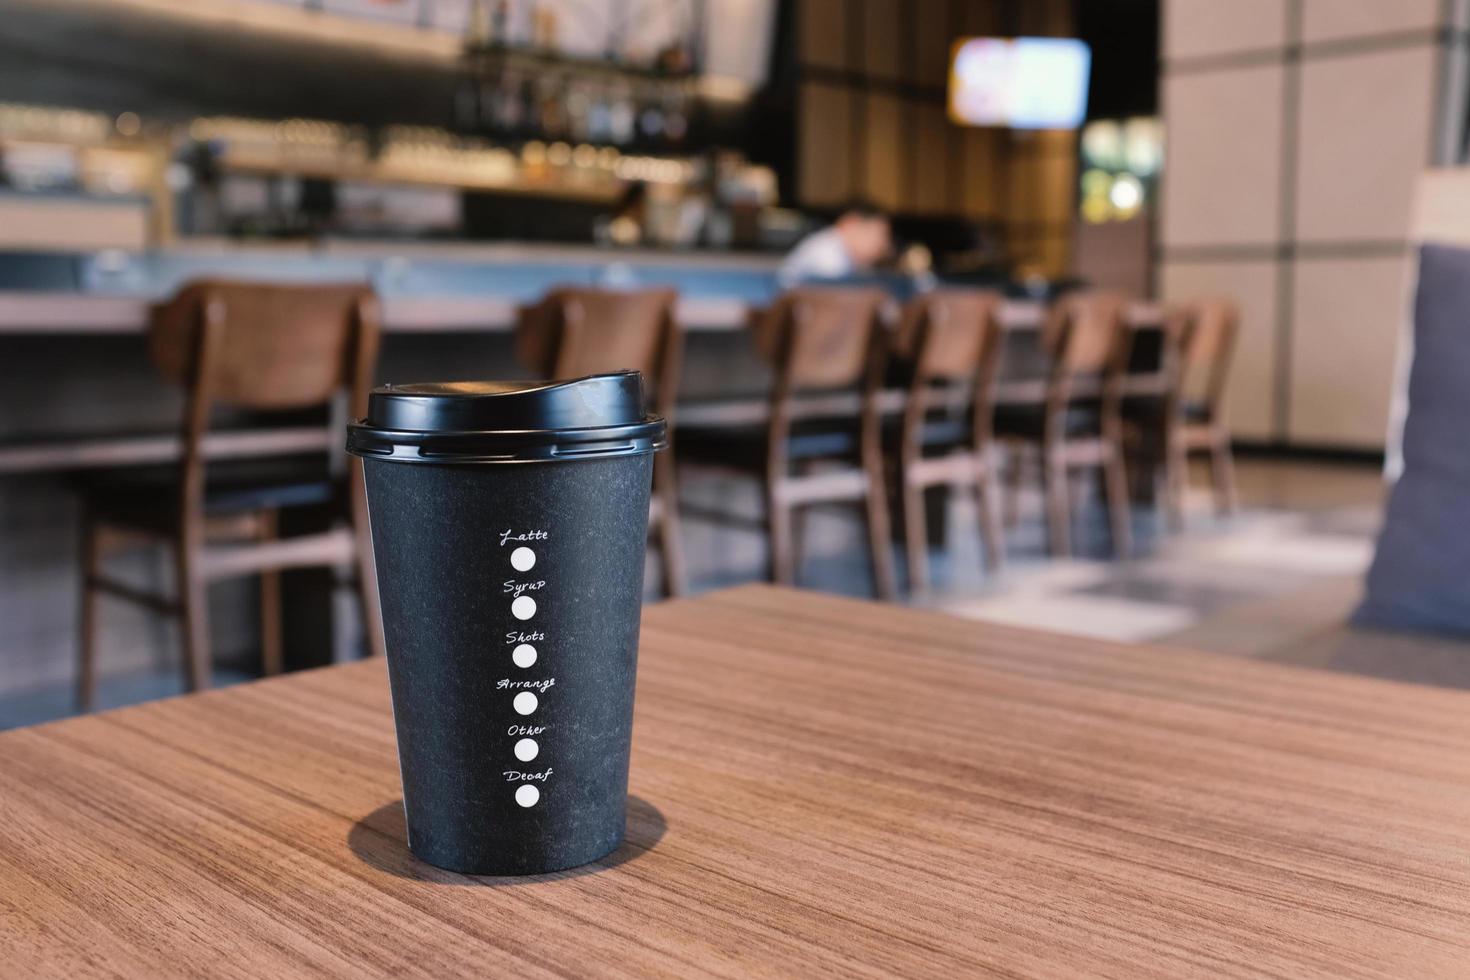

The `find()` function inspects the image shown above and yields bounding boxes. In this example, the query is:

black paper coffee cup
[347,371,665,875]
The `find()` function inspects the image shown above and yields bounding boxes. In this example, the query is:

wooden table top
[3,585,1468,978]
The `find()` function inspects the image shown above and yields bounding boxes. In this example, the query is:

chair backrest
[899,289,1005,382]
[515,286,681,415]
[896,289,1005,451]
[1045,291,1129,375]
[1178,297,1239,413]
[150,280,379,415]
[755,287,888,468]
[765,287,888,394]
[148,280,379,507]
[1042,291,1132,412]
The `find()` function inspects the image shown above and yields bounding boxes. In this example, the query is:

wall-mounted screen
[948,37,1091,130]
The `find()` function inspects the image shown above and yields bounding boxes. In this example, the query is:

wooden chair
[997,291,1133,559]
[677,287,897,599]
[1163,298,1239,527]
[76,281,383,711]
[515,286,685,596]
[891,289,1007,595]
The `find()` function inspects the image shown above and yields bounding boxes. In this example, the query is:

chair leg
[863,466,897,602]
[1210,430,1239,516]
[974,464,1006,574]
[902,477,930,597]
[1104,451,1133,560]
[76,513,103,713]
[1165,432,1189,532]
[788,460,814,572]
[1044,452,1072,558]
[653,454,686,598]
[766,482,796,586]
[1003,445,1025,530]
[175,537,211,692]
[258,511,283,677]
[350,469,386,659]
[789,505,809,575]
[656,506,686,599]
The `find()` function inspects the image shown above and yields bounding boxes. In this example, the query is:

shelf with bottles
[183,115,705,209]
[0,104,168,205]
[452,0,704,152]
[451,61,698,153]
[460,39,699,82]
[459,0,703,76]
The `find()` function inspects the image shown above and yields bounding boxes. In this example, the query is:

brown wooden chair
[515,286,685,596]
[891,289,1007,595]
[1163,297,1240,527]
[997,291,1133,559]
[678,287,897,599]
[76,280,383,711]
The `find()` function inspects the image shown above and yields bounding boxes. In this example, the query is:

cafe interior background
[2,0,1470,725]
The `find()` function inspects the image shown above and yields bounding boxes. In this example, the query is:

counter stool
[996,291,1134,559]
[1164,297,1240,527]
[75,281,384,711]
[891,289,1007,595]
[515,286,685,596]
[678,287,896,599]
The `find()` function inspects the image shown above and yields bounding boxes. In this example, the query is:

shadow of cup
[347,795,667,885]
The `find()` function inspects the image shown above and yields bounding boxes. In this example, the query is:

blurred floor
[918,457,1470,691]
[6,456,1468,730]
[684,453,1470,692]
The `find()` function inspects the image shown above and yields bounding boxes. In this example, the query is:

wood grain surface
[1,584,1468,978]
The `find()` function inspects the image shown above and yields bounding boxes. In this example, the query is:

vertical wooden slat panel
[1005,136,1035,227]
[1035,233,1072,279]
[863,91,904,210]
[959,126,1003,218]
[957,0,1003,37]
[1011,134,1046,226]
[1006,131,1078,227]
[799,81,855,206]
[1001,135,1077,294]
[911,0,954,87]
[862,0,905,81]
[912,102,954,214]
[1036,130,1079,226]
[1017,0,1074,37]
[799,0,850,69]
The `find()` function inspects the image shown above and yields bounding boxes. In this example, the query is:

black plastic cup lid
[346,371,666,463]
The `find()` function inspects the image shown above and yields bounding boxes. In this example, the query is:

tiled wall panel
[1295,47,1437,243]
[1163,0,1288,61]
[1160,0,1457,449]
[1300,0,1442,44]
[1161,65,1285,248]
[1289,255,1413,446]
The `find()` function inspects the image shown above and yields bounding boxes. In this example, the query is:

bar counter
[0,240,780,472]
[0,241,1164,474]
[0,239,788,334]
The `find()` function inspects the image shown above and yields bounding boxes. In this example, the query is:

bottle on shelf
[608,83,636,146]
[491,0,510,44]
[467,0,491,47]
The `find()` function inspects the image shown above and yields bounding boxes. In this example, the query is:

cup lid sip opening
[346,371,667,464]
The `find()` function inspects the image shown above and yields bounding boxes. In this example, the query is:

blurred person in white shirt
[778,200,892,285]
